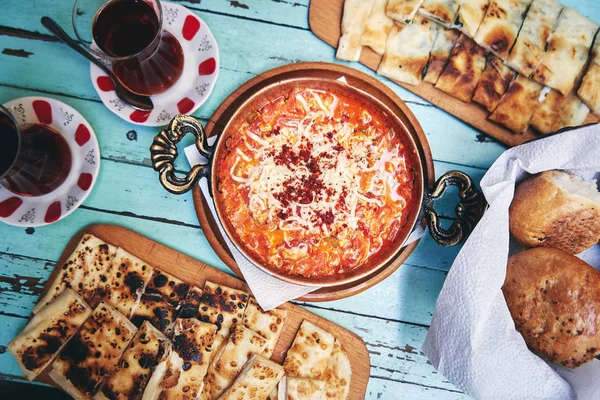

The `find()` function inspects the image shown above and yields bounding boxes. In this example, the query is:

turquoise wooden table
[0,1,597,399]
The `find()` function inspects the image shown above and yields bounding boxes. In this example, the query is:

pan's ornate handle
[150,114,212,194]
[423,170,485,246]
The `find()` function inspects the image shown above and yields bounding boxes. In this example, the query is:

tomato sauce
[215,86,416,279]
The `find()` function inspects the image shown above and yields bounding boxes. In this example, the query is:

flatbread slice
[549,94,590,132]
[532,8,599,95]
[435,34,487,102]
[530,90,590,134]
[218,354,285,400]
[418,0,461,28]
[489,75,544,133]
[49,302,137,400]
[144,269,190,308]
[178,286,203,319]
[140,341,172,400]
[361,0,394,56]
[242,297,288,358]
[377,17,437,86]
[283,320,335,380]
[472,56,517,112]
[201,325,268,399]
[323,340,352,400]
[34,234,116,313]
[98,248,154,318]
[473,0,533,61]
[453,0,489,38]
[336,0,376,61]
[578,43,600,115]
[506,0,563,76]
[8,289,91,381]
[198,281,250,360]
[267,376,286,400]
[578,63,600,116]
[423,26,460,84]
[129,269,190,336]
[143,318,217,400]
[267,388,278,400]
[95,321,170,400]
[286,378,325,400]
[386,0,426,24]
[130,293,178,336]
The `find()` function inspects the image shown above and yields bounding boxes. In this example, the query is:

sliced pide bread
[8,289,91,381]
[502,248,600,368]
[286,377,326,400]
[284,320,335,380]
[509,170,600,254]
[323,340,352,400]
[242,297,288,358]
[143,318,217,400]
[95,321,170,400]
[49,302,137,400]
[218,354,285,400]
[34,234,116,313]
[201,324,268,399]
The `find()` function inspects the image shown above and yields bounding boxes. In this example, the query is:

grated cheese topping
[218,88,414,277]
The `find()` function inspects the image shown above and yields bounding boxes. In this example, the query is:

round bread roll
[503,247,600,368]
[509,170,600,254]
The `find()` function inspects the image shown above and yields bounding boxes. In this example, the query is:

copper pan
[150,63,485,287]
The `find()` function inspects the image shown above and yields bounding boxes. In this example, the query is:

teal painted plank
[0,207,227,274]
[0,0,310,38]
[166,0,311,29]
[296,260,445,326]
[367,377,468,399]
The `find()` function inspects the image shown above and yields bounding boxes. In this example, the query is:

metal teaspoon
[41,16,154,112]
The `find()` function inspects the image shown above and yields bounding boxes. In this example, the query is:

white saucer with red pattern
[90,2,219,126]
[0,97,100,227]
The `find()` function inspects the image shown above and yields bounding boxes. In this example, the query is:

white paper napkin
[185,137,425,310]
[423,124,600,400]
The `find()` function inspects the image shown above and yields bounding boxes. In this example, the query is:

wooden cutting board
[34,224,370,399]
[308,0,600,147]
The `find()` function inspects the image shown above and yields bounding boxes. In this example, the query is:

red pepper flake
[274,173,325,207]
[307,158,320,174]
[317,210,335,225]
[274,144,298,166]
[267,126,282,137]
[298,147,311,163]
[277,209,290,220]
[336,188,348,209]
[333,144,344,152]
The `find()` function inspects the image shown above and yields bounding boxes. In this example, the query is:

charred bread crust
[509,170,600,254]
[502,248,600,368]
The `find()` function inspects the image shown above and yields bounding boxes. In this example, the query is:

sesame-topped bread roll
[503,248,600,368]
[509,170,600,254]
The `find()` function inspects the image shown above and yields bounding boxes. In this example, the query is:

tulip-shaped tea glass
[72,0,185,96]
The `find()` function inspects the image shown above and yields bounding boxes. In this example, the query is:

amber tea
[0,112,71,197]
[91,0,184,96]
